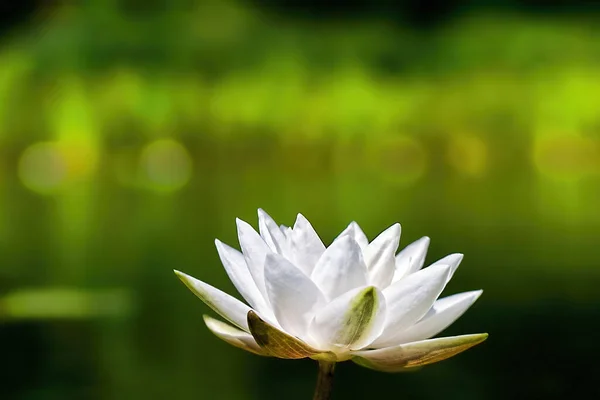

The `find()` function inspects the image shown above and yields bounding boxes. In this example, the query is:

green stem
[312,361,336,400]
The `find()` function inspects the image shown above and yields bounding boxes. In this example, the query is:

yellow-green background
[1,0,599,398]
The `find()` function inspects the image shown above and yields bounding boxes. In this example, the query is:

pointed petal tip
[456,288,483,300]
[428,263,452,276]
[247,310,261,331]
[407,236,430,248]
[214,238,237,253]
[348,221,361,230]
[203,314,268,356]
[246,310,259,329]
[408,235,431,251]
[238,215,254,225]
[173,269,201,291]
[468,332,489,345]
[362,285,378,299]
[465,289,484,303]
[455,332,489,346]
[442,253,463,262]
[246,309,264,326]
[236,217,259,236]
[353,285,378,304]
[202,314,223,330]
[173,269,187,280]
[295,212,308,224]
[214,238,226,250]
[257,208,273,221]
[173,270,199,288]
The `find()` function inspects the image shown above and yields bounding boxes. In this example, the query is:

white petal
[258,209,289,255]
[215,239,274,320]
[372,264,451,347]
[352,333,488,372]
[336,221,369,250]
[429,253,464,282]
[236,218,272,298]
[203,315,266,355]
[175,270,251,331]
[311,235,368,300]
[309,286,386,350]
[264,253,326,338]
[289,213,326,275]
[393,236,430,282]
[364,223,401,288]
[388,290,483,344]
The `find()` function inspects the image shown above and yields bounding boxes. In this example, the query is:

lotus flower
[175,209,487,372]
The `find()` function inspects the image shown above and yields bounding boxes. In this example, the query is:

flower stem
[312,360,336,400]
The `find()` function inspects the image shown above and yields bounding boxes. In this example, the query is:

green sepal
[352,333,488,372]
[247,310,335,360]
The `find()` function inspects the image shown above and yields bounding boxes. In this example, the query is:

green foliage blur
[1,0,599,399]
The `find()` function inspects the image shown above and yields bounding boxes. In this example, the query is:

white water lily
[175,209,487,372]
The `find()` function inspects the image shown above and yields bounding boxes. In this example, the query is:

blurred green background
[1,0,599,398]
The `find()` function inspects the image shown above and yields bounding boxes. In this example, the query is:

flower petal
[393,236,430,282]
[352,333,488,372]
[364,223,401,288]
[247,310,331,359]
[264,253,326,337]
[311,235,368,300]
[203,315,267,356]
[236,218,272,298]
[215,239,273,319]
[372,264,451,347]
[389,290,483,344]
[336,221,369,250]
[309,286,387,351]
[289,213,326,275]
[429,253,464,282]
[258,209,289,255]
[175,270,251,331]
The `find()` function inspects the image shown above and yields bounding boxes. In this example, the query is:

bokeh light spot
[533,135,599,181]
[62,140,100,180]
[139,139,193,192]
[447,134,488,177]
[18,142,67,194]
